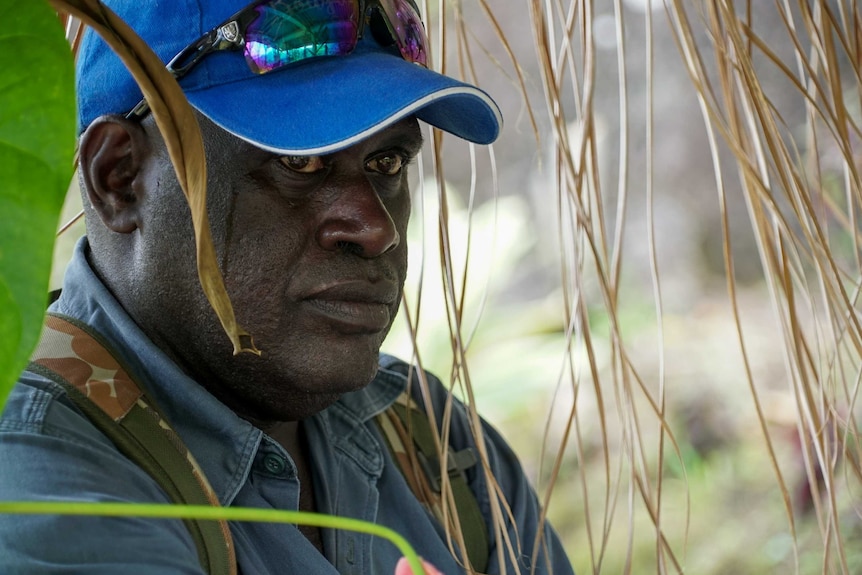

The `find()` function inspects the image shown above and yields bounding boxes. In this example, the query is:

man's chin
[223,381,346,424]
[215,338,383,417]
[271,340,383,386]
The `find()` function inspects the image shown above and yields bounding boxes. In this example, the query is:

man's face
[131,115,422,423]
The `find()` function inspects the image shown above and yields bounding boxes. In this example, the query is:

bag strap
[27,313,237,575]
[376,392,490,573]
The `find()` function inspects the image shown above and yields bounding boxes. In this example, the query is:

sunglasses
[127,0,428,119]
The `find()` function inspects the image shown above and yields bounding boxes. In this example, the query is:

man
[0,1,574,573]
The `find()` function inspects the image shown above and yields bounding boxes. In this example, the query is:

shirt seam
[328,401,385,476]
[221,427,263,507]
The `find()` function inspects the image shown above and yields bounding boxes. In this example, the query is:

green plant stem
[0,501,425,574]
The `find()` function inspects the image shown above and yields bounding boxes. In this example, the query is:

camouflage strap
[27,313,237,575]
[376,392,489,573]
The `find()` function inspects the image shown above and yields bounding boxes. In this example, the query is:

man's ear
[79,115,150,233]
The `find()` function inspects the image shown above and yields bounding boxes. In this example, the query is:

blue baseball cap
[76,0,503,155]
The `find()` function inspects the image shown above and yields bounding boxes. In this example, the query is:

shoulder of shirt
[0,369,117,452]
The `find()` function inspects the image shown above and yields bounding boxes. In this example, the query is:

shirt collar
[336,358,406,423]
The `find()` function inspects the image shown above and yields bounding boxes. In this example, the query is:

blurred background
[57,1,862,573]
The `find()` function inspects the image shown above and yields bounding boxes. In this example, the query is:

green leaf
[0,1,76,407]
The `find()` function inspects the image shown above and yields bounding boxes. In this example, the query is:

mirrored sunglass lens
[378,0,427,66]
[243,0,361,74]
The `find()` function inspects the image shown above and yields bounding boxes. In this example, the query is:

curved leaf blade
[0,0,76,406]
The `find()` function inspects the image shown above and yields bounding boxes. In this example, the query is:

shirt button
[262,453,286,475]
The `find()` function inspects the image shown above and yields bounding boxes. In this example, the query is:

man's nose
[315,182,400,258]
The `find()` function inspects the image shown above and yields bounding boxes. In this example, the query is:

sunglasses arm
[125,25,238,122]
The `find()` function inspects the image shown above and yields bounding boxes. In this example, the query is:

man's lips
[300,281,399,333]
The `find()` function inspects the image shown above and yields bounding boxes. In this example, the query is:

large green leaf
[0,1,76,406]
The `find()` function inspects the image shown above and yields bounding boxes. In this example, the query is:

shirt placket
[307,408,385,575]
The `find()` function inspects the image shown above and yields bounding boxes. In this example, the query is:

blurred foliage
[382,172,862,573]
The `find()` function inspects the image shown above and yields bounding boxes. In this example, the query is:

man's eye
[280,155,325,174]
[366,153,405,176]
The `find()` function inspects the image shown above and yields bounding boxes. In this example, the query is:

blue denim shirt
[0,239,573,574]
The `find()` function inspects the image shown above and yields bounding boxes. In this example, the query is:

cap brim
[187,50,502,156]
